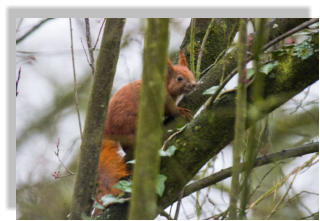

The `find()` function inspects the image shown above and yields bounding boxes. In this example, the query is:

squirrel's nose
[190,81,196,89]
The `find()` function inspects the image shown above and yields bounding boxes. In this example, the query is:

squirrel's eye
[177,76,184,82]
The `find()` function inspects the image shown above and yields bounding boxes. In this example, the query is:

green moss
[276,55,293,85]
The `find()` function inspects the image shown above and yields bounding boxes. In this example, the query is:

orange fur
[96,139,129,202]
[95,51,196,213]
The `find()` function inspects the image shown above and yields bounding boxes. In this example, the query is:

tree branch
[69,18,83,139]
[16,66,22,96]
[84,18,95,75]
[69,18,125,219]
[263,18,319,51]
[178,18,310,113]
[129,18,169,220]
[182,142,319,200]
[16,18,54,44]
[159,31,318,209]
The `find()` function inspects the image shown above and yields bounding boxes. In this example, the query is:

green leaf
[113,180,132,193]
[293,39,314,60]
[159,145,177,157]
[156,174,167,197]
[246,61,279,79]
[260,61,279,75]
[100,194,126,206]
[246,68,255,79]
[203,85,219,95]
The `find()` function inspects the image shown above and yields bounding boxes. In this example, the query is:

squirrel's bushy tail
[95,139,129,204]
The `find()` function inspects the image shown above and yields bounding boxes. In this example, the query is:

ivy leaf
[246,68,255,79]
[159,145,177,157]
[203,85,219,95]
[246,61,279,78]
[260,61,279,75]
[113,180,132,193]
[156,174,167,197]
[293,38,314,60]
[100,194,126,206]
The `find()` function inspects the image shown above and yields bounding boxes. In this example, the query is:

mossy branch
[239,18,267,219]
[158,32,319,209]
[98,19,318,219]
[178,18,310,113]
[69,18,125,219]
[129,18,169,220]
[229,18,248,219]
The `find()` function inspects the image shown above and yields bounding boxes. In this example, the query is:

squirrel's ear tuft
[167,58,174,77]
[178,50,188,67]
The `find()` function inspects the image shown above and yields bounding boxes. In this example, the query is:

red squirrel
[95,50,196,211]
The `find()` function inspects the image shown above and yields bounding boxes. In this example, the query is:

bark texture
[69,18,125,219]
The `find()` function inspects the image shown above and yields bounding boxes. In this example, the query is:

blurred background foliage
[16,18,318,219]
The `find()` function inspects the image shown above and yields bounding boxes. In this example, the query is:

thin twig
[53,138,75,179]
[181,142,318,200]
[299,212,319,220]
[248,153,318,211]
[203,18,319,109]
[16,66,22,96]
[158,209,173,220]
[200,48,226,77]
[265,170,299,219]
[93,18,106,51]
[229,18,248,219]
[239,18,267,219]
[16,18,24,33]
[262,18,319,51]
[196,19,214,79]
[80,38,92,67]
[205,208,229,220]
[16,18,54,44]
[249,165,277,200]
[161,126,185,151]
[69,18,83,139]
[203,66,238,109]
[85,18,95,75]
[190,18,196,75]
[174,186,185,220]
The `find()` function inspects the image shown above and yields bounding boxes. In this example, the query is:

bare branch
[16,18,54,44]
[196,18,214,79]
[174,187,185,220]
[53,137,75,179]
[182,142,319,200]
[16,66,22,96]
[93,18,106,51]
[69,18,83,139]
[85,18,95,75]
[263,18,319,51]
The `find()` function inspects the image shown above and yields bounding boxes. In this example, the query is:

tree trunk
[128,18,169,220]
[69,18,125,219]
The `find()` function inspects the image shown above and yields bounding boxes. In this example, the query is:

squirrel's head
[167,50,196,100]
